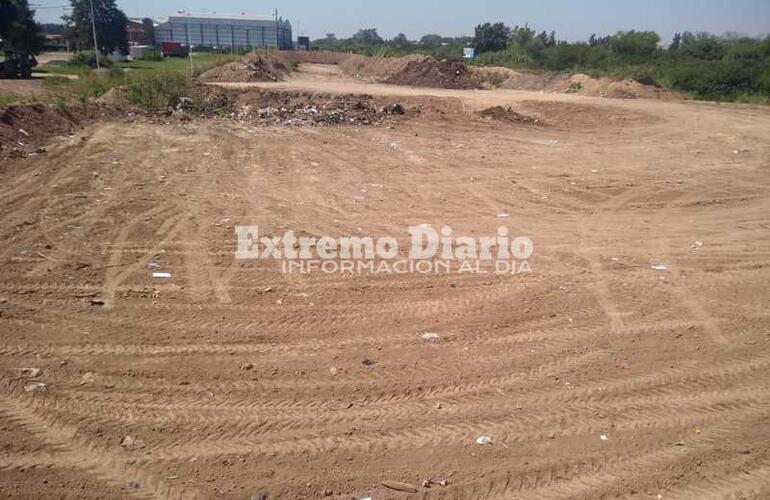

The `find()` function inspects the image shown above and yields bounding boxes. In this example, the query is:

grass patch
[23,52,238,109]
[0,92,38,106]
[123,72,189,108]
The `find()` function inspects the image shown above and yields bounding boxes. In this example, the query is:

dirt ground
[1,64,770,500]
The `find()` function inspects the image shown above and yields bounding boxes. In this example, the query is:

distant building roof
[169,11,276,22]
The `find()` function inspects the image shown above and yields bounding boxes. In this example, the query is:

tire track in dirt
[102,205,182,307]
[0,393,202,500]
[493,408,770,499]
[136,392,770,462]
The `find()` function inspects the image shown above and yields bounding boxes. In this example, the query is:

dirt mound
[471,66,683,100]
[338,54,428,81]
[479,106,542,125]
[385,57,481,89]
[0,104,84,159]
[199,54,289,82]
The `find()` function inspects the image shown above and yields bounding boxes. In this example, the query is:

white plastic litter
[421,332,440,341]
[600,433,609,441]
[476,435,494,445]
[24,381,47,393]
[651,265,669,271]
[153,272,172,279]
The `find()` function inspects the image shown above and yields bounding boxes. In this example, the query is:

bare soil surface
[1,64,770,499]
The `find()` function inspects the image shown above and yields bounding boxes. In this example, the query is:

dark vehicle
[161,42,190,57]
[0,51,38,79]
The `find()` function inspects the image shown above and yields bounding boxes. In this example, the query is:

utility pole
[89,0,100,69]
[274,9,279,49]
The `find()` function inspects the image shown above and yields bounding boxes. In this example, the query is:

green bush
[69,51,113,68]
[666,60,760,99]
[142,49,163,61]
[123,72,189,108]
[474,44,535,68]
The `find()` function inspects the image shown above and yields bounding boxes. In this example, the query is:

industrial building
[154,12,293,51]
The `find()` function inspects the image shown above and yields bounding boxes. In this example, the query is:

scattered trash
[651,264,669,271]
[497,213,510,218]
[240,363,255,371]
[90,298,105,306]
[600,433,609,441]
[692,241,704,248]
[329,366,339,376]
[79,372,95,385]
[121,435,136,448]
[615,360,631,370]
[124,480,140,491]
[147,262,161,269]
[382,480,419,493]
[420,332,440,342]
[385,103,405,115]
[15,367,41,378]
[361,358,377,367]
[24,381,46,393]
[153,272,172,279]
[476,435,494,445]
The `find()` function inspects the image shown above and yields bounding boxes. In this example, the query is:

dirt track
[1,66,770,499]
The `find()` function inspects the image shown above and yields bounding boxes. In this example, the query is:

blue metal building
[155,12,293,50]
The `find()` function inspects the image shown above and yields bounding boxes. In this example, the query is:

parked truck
[161,42,189,57]
[0,51,38,79]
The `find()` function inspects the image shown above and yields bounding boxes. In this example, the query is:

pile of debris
[232,91,401,126]
[479,106,542,125]
[385,57,481,89]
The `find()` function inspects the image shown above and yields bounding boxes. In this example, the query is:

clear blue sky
[32,0,770,42]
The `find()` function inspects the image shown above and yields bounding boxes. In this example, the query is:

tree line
[312,24,770,103]
[1,0,128,56]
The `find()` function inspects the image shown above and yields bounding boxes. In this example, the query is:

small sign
[463,47,475,59]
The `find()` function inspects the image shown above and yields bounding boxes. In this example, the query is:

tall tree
[63,0,128,55]
[670,32,682,50]
[391,33,410,49]
[0,0,45,53]
[351,28,384,46]
[474,22,510,53]
[419,34,443,47]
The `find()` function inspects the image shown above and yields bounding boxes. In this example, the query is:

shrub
[123,72,189,108]
[142,49,163,61]
[474,44,534,68]
[609,31,661,57]
[667,61,759,99]
[108,66,125,78]
[69,51,113,68]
